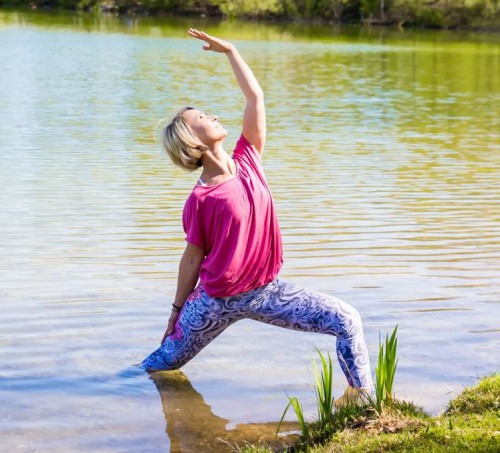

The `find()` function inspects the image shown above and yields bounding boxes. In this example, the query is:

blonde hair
[156,107,207,172]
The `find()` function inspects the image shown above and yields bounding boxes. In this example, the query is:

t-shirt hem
[202,273,280,298]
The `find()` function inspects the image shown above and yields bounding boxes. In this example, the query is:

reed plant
[312,348,335,424]
[276,349,335,442]
[276,327,400,444]
[367,325,399,414]
[279,395,309,440]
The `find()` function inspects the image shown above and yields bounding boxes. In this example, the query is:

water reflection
[149,371,296,452]
[0,8,499,453]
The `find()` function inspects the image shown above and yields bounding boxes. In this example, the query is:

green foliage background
[1,0,499,29]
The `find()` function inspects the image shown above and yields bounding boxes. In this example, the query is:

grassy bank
[238,373,499,452]
[1,0,500,30]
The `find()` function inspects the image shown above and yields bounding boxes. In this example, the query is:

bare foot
[334,386,366,409]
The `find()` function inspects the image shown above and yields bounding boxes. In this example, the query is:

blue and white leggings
[141,279,374,389]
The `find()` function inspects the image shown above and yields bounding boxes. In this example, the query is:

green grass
[320,408,499,452]
[276,349,337,447]
[276,327,403,449]
[239,324,498,453]
[446,373,500,415]
[240,373,500,453]
[239,324,499,452]
[277,326,401,447]
[313,349,335,427]
[366,325,398,414]
[278,396,309,441]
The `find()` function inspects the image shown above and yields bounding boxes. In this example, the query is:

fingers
[165,321,174,336]
[161,326,173,344]
[188,28,210,41]
[188,28,212,51]
[161,310,180,343]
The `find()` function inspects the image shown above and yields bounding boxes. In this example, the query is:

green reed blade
[373,325,399,413]
[289,396,309,439]
[385,325,398,397]
[276,396,309,439]
[313,348,335,423]
[374,340,386,413]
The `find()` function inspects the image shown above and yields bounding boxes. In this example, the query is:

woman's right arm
[188,28,266,156]
[161,242,204,343]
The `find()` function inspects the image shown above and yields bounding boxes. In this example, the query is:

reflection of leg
[141,285,246,371]
[149,371,230,453]
[248,279,373,389]
[149,370,299,453]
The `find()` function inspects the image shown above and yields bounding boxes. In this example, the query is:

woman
[141,29,374,399]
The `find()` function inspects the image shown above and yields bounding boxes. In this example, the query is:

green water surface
[0,10,499,452]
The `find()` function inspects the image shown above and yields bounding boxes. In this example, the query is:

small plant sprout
[313,348,335,424]
[276,349,335,440]
[368,325,399,414]
[277,395,309,440]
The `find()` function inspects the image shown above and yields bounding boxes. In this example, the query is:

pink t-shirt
[182,134,283,297]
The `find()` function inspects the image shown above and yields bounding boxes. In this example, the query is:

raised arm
[188,28,266,157]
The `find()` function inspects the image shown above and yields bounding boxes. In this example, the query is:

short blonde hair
[157,107,207,172]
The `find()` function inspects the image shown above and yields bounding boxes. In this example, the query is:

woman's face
[182,108,227,146]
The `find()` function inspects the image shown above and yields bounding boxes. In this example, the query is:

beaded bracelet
[172,303,183,311]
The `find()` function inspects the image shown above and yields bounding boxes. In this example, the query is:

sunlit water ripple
[0,10,499,452]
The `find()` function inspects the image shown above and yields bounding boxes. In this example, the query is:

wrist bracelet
[172,303,183,311]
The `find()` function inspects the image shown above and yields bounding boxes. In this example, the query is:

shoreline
[1,3,500,33]
[240,372,500,452]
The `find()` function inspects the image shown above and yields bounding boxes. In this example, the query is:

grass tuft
[313,348,335,426]
[244,377,499,453]
[246,328,499,453]
[276,350,337,448]
[446,372,500,415]
[364,325,399,414]
[277,396,309,441]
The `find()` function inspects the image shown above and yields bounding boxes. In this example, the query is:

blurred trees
[1,0,499,29]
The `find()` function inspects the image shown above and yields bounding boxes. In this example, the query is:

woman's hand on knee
[162,311,180,344]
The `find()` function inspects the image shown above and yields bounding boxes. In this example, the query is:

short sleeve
[232,134,263,169]
[182,193,206,250]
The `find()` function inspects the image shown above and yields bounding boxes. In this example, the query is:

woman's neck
[200,143,236,186]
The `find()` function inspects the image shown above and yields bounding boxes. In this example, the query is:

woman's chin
[219,129,228,140]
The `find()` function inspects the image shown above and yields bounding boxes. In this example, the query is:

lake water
[0,10,499,452]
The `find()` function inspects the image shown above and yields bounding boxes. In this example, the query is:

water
[0,10,499,452]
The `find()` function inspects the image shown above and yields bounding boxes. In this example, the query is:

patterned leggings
[141,279,373,389]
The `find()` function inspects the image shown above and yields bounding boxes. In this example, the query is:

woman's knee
[326,298,364,336]
[343,309,366,341]
[347,305,362,325]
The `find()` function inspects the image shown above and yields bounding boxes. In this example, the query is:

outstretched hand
[188,28,234,54]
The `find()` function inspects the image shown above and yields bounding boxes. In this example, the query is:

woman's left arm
[188,29,266,157]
